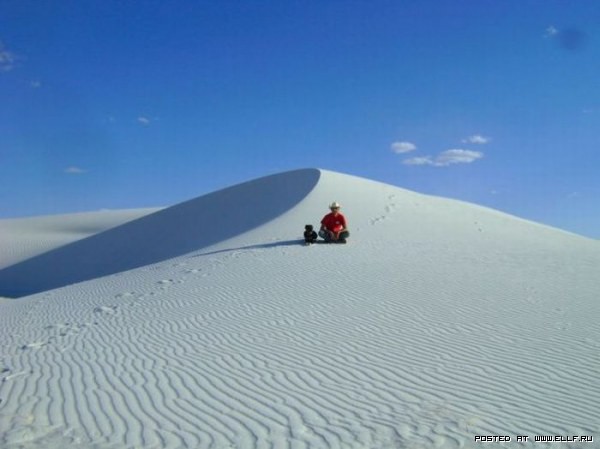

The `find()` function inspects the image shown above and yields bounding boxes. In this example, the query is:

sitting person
[303,224,318,244]
[319,201,350,243]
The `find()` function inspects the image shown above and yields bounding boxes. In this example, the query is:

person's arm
[338,215,348,233]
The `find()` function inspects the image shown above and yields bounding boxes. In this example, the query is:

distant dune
[0,208,161,270]
[1,169,598,449]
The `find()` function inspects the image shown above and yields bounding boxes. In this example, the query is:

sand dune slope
[0,208,160,270]
[0,169,320,298]
[0,169,599,449]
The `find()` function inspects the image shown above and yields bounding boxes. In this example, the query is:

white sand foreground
[0,169,599,449]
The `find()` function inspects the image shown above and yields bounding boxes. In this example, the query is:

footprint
[370,216,387,225]
[157,279,185,288]
[20,342,47,350]
[1,416,76,447]
[3,370,29,381]
[93,305,118,315]
[115,292,136,299]
[45,323,78,337]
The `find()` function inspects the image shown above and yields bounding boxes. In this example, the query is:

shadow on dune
[190,239,301,257]
[0,169,320,298]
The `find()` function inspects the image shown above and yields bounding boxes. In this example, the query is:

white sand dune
[0,208,161,270]
[0,170,318,298]
[0,169,599,449]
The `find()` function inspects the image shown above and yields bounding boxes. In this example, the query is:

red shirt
[321,212,347,233]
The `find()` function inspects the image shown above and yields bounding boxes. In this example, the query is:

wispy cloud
[403,156,433,166]
[403,149,483,167]
[0,42,16,72]
[390,141,417,154]
[64,166,87,174]
[435,149,483,166]
[137,116,151,125]
[545,25,559,37]
[462,134,490,144]
[30,80,41,88]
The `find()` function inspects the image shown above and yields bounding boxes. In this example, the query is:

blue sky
[1,0,599,238]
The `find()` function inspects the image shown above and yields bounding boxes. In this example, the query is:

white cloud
[137,116,151,125]
[403,156,433,166]
[434,149,483,166]
[462,134,490,144]
[30,80,41,88]
[0,42,16,72]
[64,166,87,174]
[403,149,483,167]
[390,141,417,154]
[545,26,559,37]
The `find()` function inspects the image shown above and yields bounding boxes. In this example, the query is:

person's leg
[319,229,332,242]
[337,230,350,243]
